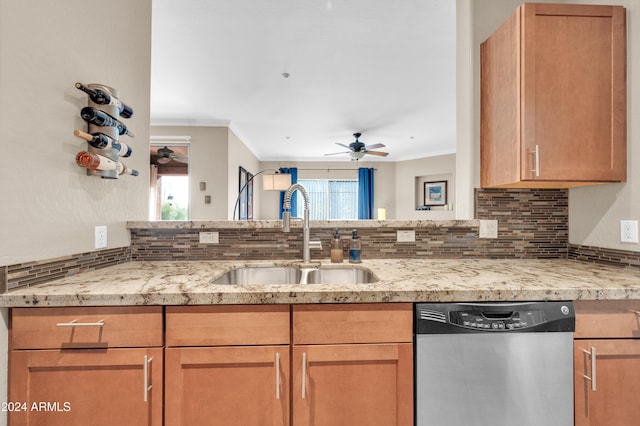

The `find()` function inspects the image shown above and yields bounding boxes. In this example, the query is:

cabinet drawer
[574,300,640,339]
[293,303,413,344]
[11,306,163,349]
[166,305,290,346]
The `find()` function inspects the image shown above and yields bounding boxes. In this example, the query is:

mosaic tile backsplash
[4,189,639,291]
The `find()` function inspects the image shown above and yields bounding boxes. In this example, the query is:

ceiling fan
[154,146,188,164]
[325,133,389,160]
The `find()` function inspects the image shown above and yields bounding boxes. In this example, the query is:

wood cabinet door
[9,347,162,426]
[520,4,626,183]
[575,340,640,425]
[165,345,290,426]
[292,343,413,426]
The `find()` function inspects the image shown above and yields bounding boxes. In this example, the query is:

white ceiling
[150,0,456,162]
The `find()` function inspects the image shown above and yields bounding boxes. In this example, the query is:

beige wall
[151,126,229,220]
[396,154,456,220]
[0,0,152,267]
[469,0,640,252]
[228,129,261,219]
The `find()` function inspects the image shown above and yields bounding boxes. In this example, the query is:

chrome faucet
[282,183,322,263]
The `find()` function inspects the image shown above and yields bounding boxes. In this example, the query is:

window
[295,179,358,220]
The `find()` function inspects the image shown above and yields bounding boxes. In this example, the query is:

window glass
[296,179,357,220]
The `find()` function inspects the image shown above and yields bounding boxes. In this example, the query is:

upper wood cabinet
[480,3,626,188]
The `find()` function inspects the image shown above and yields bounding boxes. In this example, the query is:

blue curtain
[358,168,374,219]
[278,167,298,219]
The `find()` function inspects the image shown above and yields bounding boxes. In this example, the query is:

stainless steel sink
[211,265,379,285]
[304,268,379,284]
[211,266,302,285]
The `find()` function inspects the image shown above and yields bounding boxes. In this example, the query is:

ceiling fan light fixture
[350,151,366,160]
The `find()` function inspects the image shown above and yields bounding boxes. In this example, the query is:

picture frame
[246,171,254,220]
[423,180,447,206]
[238,166,248,220]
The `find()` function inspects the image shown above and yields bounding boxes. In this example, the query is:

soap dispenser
[330,228,343,263]
[349,229,362,264]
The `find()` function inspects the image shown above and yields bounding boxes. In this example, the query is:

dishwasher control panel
[415,302,575,334]
[450,309,544,330]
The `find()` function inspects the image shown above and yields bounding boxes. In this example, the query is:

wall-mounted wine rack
[74,83,137,179]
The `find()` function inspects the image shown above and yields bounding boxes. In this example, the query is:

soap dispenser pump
[330,228,343,263]
[349,229,362,264]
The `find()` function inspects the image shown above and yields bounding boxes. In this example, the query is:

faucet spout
[282,183,313,263]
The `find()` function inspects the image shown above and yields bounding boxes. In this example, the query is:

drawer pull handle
[56,320,105,328]
[530,144,540,177]
[301,352,307,399]
[582,346,597,391]
[143,355,153,402]
[275,352,281,400]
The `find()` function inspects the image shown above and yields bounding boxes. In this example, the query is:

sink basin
[305,268,379,284]
[212,266,302,285]
[211,265,379,285]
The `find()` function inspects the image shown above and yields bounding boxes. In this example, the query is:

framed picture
[247,171,254,220]
[238,166,248,220]
[424,181,447,206]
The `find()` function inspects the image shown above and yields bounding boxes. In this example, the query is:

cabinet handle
[56,319,105,327]
[275,352,281,400]
[301,352,307,399]
[143,355,154,402]
[582,346,597,391]
[530,144,540,177]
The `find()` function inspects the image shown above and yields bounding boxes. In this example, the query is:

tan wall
[228,128,261,219]
[150,126,229,220]
[0,0,152,267]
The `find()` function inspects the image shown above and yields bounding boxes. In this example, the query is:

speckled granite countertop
[2,259,640,307]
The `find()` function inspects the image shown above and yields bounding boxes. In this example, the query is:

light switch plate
[199,231,219,244]
[479,220,498,239]
[397,230,416,242]
[620,220,639,243]
[94,226,107,249]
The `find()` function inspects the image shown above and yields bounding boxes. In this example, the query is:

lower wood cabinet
[292,303,414,426]
[292,343,413,426]
[9,303,413,425]
[166,303,413,426]
[9,348,163,426]
[165,345,290,426]
[574,301,640,425]
[9,306,164,426]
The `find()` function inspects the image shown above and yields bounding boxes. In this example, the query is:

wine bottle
[80,106,135,137]
[73,129,132,157]
[75,82,134,118]
[75,151,139,176]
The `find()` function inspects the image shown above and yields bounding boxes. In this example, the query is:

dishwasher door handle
[582,346,597,391]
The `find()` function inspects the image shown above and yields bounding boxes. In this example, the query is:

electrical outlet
[199,231,219,244]
[620,220,639,243]
[479,220,498,239]
[397,230,416,242]
[94,226,107,249]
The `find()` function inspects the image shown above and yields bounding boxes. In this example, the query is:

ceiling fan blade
[173,156,189,163]
[365,150,389,157]
[364,143,385,150]
[335,143,352,149]
[324,151,350,156]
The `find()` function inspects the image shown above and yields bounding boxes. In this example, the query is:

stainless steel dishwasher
[415,301,575,426]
